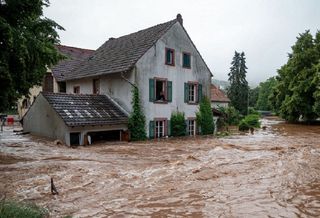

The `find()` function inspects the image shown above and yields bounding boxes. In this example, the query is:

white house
[24,14,213,144]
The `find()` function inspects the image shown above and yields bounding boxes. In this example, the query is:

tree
[0,0,64,111]
[248,86,259,108]
[227,51,249,115]
[255,77,277,111]
[270,30,320,121]
[196,96,214,135]
[128,87,147,141]
[170,111,186,136]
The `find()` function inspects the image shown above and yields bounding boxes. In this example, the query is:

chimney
[176,13,183,26]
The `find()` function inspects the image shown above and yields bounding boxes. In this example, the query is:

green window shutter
[168,119,171,136]
[167,81,172,102]
[149,120,155,139]
[184,83,189,103]
[197,84,203,103]
[149,78,155,102]
[183,53,191,68]
[185,120,189,136]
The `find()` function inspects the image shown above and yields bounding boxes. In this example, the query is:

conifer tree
[227,51,249,115]
[128,87,147,141]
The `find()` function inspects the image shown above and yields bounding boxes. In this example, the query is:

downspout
[120,68,137,88]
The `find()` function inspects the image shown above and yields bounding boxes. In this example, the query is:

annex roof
[42,92,128,127]
[210,84,230,103]
[52,45,94,81]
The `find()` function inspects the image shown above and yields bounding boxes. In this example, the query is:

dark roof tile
[52,45,94,81]
[63,19,177,80]
[42,92,128,127]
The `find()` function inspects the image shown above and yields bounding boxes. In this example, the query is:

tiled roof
[63,19,178,80]
[52,45,94,81]
[42,92,128,127]
[211,84,230,103]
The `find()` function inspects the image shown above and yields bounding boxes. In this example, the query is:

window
[58,82,66,93]
[93,79,100,94]
[156,79,166,101]
[149,119,169,138]
[188,119,196,136]
[188,83,196,103]
[149,78,172,103]
[155,120,165,138]
[73,86,80,94]
[184,82,202,104]
[165,48,175,66]
[182,52,191,68]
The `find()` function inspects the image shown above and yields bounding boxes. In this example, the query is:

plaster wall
[23,94,68,143]
[135,22,212,136]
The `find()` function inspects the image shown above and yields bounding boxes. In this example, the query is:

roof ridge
[56,44,95,52]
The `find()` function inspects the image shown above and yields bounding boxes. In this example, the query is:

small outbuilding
[23,92,128,146]
[210,84,230,109]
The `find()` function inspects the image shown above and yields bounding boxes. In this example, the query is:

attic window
[182,52,191,68]
[73,86,80,94]
[165,48,175,66]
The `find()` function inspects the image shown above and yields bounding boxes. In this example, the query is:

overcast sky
[44,0,320,86]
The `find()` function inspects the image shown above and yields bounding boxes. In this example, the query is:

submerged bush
[239,114,261,131]
[217,106,241,126]
[0,200,48,218]
[170,111,186,136]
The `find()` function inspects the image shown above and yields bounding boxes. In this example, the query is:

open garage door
[87,130,121,144]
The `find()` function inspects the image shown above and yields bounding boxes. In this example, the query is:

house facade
[24,14,213,144]
[63,14,212,138]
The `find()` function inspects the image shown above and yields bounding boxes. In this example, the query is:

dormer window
[165,48,175,66]
[183,52,191,68]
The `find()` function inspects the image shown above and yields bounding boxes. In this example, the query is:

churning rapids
[1,117,320,217]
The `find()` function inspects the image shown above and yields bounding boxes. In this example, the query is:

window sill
[153,100,168,104]
[165,63,175,67]
[187,102,198,105]
[182,66,191,69]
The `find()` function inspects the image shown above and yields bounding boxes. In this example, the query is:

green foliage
[170,111,186,136]
[218,106,241,126]
[0,0,64,111]
[227,51,249,115]
[0,200,48,218]
[196,96,214,135]
[128,87,147,141]
[255,77,277,111]
[248,107,260,116]
[270,30,320,121]
[249,86,259,108]
[238,114,261,131]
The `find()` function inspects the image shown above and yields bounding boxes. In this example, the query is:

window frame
[187,81,198,104]
[154,118,167,138]
[73,86,80,94]
[187,118,196,136]
[93,78,100,94]
[154,77,168,103]
[182,52,191,69]
[165,48,175,66]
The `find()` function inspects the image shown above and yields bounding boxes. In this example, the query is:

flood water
[0,117,320,217]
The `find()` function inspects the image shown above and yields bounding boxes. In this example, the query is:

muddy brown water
[0,117,320,217]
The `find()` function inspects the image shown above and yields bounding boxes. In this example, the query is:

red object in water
[7,117,14,125]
